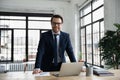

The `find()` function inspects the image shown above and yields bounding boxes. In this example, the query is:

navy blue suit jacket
[35,30,76,71]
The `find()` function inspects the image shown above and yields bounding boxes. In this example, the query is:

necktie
[54,34,58,66]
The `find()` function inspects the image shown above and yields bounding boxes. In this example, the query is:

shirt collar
[52,30,60,35]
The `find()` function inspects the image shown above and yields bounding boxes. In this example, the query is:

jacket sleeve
[66,34,76,62]
[34,34,45,69]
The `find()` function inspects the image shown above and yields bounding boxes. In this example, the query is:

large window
[28,17,51,61]
[0,12,52,62]
[80,0,104,66]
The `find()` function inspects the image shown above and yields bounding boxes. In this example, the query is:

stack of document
[93,68,114,76]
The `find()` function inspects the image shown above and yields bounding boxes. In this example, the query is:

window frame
[0,12,53,62]
[79,0,104,67]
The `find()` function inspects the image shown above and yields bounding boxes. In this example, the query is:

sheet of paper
[34,72,50,76]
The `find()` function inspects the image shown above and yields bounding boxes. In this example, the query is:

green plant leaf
[99,23,120,69]
[114,23,120,30]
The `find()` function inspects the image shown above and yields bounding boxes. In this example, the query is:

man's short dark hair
[51,14,63,23]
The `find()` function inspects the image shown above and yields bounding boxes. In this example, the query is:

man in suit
[32,14,76,74]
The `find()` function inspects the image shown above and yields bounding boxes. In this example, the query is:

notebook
[51,62,84,77]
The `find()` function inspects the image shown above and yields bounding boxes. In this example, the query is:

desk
[0,70,120,80]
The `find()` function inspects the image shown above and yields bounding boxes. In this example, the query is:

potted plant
[99,23,120,69]
[78,52,84,62]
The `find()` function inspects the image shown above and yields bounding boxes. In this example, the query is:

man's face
[51,18,62,33]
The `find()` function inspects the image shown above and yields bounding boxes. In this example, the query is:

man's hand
[32,69,43,74]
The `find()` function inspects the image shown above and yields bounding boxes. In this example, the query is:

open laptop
[51,62,84,77]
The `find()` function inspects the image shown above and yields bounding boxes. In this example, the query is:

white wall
[104,0,120,31]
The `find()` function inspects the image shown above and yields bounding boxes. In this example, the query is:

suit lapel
[60,31,66,43]
[59,32,65,53]
[59,32,63,47]
[45,30,54,50]
[48,30,54,47]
